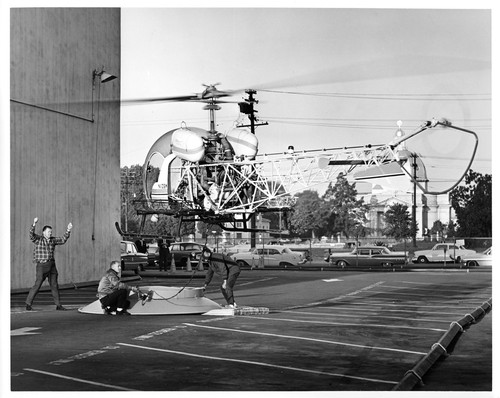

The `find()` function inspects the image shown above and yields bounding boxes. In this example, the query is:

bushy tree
[445,220,457,238]
[146,215,195,238]
[383,203,412,241]
[120,164,144,233]
[289,190,329,238]
[197,222,223,239]
[120,165,195,238]
[322,173,369,239]
[449,170,492,237]
[431,220,444,241]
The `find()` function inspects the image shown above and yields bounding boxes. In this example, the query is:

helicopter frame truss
[130,118,477,234]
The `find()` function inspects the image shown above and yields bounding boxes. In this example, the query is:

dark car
[146,243,159,267]
[170,242,208,267]
[121,240,148,274]
[326,246,407,268]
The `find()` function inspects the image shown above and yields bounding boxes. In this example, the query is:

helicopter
[123,84,478,236]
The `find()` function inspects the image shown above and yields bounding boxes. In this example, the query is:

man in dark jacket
[201,246,240,308]
[158,239,170,271]
[97,261,139,315]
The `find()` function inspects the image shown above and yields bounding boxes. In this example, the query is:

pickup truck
[412,243,476,263]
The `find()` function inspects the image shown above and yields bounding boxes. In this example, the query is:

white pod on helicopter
[171,127,206,162]
[226,128,259,159]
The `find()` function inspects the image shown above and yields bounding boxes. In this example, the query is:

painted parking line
[23,368,136,391]
[340,301,485,311]
[184,323,427,355]
[237,277,276,287]
[297,304,468,317]
[11,327,41,336]
[382,284,484,294]
[234,315,447,333]
[281,310,452,324]
[366,289,490,299]
[284,281,386,310]
[117,342,398,386]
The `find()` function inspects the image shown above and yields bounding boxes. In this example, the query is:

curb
[393,298,492,390]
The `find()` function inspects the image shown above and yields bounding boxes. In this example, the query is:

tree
[289,190,328,238]
[120,165,195,238]
[147,215,195,238]
[445,220,457,238]
[449,170,492,237]
[383,203,412,241]
[322,173,369,239]
[430,220,444,241]
[197,222,223,239]
[120,165,144,233]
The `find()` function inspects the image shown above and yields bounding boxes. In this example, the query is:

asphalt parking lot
[10,266,492,393]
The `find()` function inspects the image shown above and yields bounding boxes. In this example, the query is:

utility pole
[121,168,136,233]
[238,90,268,248]
[411,153,418,247]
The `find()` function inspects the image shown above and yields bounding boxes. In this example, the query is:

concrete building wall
[10,8,121,290]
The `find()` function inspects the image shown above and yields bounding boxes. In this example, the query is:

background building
[10,8,121,289]
[222,215,271,245]
[359,183,455,239]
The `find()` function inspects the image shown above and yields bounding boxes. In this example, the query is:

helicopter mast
[203,100,221,134]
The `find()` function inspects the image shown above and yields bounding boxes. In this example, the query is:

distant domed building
[355,181,455,239]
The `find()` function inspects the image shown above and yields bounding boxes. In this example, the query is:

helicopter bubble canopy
[143,126,210,199]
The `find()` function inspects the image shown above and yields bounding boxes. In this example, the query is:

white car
[461,247,492,267]
[232,246,305,267]
[412,243,476,263]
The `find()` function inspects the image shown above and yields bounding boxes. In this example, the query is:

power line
[259,89,491,101]
[262,117,491,130]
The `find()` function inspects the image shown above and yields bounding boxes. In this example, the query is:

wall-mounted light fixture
[91,66,118,121]
[92,67,117,85]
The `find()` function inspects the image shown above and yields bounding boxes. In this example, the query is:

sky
[120,6,492,191]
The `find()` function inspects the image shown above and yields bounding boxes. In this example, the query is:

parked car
[326,246,407,268]
[412,243,476,263]
[232,245,305,267]
[290,248,312,262]
[146,243,159,267]
[460,247,492,267]
[170,242,208,266]
[120,240,148,274]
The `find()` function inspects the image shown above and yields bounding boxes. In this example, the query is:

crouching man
[201,246,241,308]
[97,261,139,315]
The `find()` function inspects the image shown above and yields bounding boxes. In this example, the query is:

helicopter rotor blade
[121,85,239,105]
[121,94,200,104]
[241,55,489,92]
